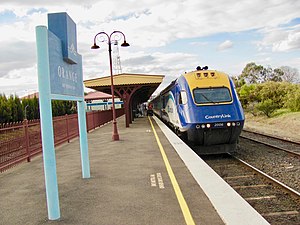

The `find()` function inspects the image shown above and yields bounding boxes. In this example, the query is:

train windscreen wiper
[200,93,216,104]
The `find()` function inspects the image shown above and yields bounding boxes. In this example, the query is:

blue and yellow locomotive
[151,66,245,154]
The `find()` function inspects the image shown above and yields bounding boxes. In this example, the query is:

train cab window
[179,90,187,105]
[193,87,232,104]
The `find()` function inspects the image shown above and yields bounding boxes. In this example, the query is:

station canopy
[84,73,164,127]
[84,73,164,101]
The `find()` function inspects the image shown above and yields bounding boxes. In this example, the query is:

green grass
[271,108,292,117]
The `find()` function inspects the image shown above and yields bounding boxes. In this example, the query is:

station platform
[0,116,269,225]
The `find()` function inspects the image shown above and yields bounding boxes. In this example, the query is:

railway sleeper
[262,210,299,217]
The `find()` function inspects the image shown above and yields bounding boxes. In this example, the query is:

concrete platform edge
[153,116,270,225]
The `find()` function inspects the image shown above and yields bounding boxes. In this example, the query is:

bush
[285,87,300,111]
[256,82,293,108]
[255,99,279,117]
[245,102,259,116]
[238,84,257,108]
[237,82,300,115]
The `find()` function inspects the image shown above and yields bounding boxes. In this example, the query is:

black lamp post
[91,31,130,141]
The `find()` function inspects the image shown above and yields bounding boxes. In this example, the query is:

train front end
[180,69,245,153]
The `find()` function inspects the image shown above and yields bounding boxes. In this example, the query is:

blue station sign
[47,13,83,97]
[36,12,90,221]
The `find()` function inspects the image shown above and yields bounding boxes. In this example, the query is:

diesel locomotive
[150,66,245,154]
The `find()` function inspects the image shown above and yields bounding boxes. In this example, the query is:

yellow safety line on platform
[148,117,195,225]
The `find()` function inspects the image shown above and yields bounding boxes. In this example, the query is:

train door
[161,94,168,122]
[177,86,188,127]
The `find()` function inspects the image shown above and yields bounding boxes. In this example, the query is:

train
[150,66,245,154]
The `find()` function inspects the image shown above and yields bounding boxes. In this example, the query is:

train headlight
[232,122,236,126]
[201,124,206,129]
[237,122,241,126]
[206,124,211,128]
[226,122,231,127]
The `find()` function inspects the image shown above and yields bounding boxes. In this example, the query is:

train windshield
[193,87,232,104]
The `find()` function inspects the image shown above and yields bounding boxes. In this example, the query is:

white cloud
[0,0,300,96]
[217,40,233,51]
[3,0,300,47]
[84,50,199,93]
[123,51,198,74]
[258,24,300,52]
[273,30,300,52]
[0,41,36,77]
[0,65,37,96]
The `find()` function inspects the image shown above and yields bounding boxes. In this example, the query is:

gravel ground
[202,113,300,224]
[203,154,300,225]
[235,138,300,193]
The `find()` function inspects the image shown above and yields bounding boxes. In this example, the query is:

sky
[0,0,300,97]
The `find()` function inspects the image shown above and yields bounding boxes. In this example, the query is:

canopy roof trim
[84,73,165,88]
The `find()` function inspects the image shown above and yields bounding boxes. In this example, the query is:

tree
[269,68,283,82]
[232,76,245,89]
[51,100,76,117]
[21,97,39,120]
[239,62,283,84]
[280,66,300,83]
[7,95,23,122]
[0,94,11,123]
[22,98,30,120]
[0,93,77,123]
[32,96,40,119]
[240,62,262,84]
[14,96,24,121]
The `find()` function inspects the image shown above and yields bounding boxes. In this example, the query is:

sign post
[36,13,90,220]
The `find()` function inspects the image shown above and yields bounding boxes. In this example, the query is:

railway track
[202,154,300,225]
[240,129,300,157]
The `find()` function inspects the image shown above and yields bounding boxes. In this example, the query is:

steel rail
[242,129,300,145]
[231,154,300,200]
[240,131,300,158]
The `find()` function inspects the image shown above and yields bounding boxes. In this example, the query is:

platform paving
[0,116,224,225]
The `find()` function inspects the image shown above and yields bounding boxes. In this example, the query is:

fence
[0,108,124,172]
